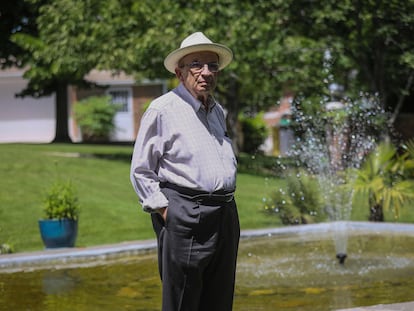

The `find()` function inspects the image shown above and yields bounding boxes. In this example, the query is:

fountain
[336,252,347,265]
[236,223,414,310]
[283,91,388,264]
[1,223,414,310]
[1,85,412,309]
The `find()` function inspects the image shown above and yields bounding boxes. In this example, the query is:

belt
[160,182,235,203]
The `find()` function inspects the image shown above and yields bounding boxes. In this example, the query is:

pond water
[1,223,414,311]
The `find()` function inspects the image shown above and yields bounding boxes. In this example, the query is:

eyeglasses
[181,61,220,73]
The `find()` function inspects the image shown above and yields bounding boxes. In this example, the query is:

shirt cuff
[141,191,169,213]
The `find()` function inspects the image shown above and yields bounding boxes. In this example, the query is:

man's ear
[175,68,184,82]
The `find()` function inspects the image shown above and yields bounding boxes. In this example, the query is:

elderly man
[130,32,239,311]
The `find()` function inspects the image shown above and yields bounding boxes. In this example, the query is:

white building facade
[0,68,166,143]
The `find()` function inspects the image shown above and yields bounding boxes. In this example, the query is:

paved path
[336,301,414,311]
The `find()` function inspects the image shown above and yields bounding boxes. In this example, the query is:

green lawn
[0,143,283,253]
[1,143,412,253]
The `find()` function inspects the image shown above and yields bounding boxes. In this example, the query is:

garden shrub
[74,95,119,142]
[263,170,326,224]
[239,112,268,154]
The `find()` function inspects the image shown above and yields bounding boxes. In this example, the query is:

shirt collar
[175,83,216,113]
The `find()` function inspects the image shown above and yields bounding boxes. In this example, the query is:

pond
[1,222,414,311]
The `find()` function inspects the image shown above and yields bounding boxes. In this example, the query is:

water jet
[286,94,388,263]
[336,252,347,264]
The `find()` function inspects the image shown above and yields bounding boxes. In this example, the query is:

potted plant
[38,180,80,248]
[73,95,119,142]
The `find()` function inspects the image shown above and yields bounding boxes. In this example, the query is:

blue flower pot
[38,219,78,248]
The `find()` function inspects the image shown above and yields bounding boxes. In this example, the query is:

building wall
[0,69,165,143]
[131,84,165,137]
[71,83,165,142]
[0,75,56,143]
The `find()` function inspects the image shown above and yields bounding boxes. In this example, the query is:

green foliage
[73,96,118,142]
[0,243,14,254]
[239,112,268,153]
[7,0,414,145]
[264,170,325,225]
[0,209,10,254]
[42,180,80,221]
[0,0,39,69]
[402,139,414,178]
[352,140,414,220]
[237,153,296,177]
[10,0,108,96]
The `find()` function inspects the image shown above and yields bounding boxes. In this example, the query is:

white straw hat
[164,32,233,73]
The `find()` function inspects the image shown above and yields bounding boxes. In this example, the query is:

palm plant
[352,140,414,221]
[402,139,414,178]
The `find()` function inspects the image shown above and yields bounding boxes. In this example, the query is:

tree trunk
[223,75,241,155]
[52,81,72,143]
[369,203,384,222]
[389,71,414,125]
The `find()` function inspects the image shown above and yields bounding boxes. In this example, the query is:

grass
[0,144,282,253]
[1,144,413,253]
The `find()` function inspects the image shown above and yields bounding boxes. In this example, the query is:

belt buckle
[225,194,234,202]
[190,192,234,203]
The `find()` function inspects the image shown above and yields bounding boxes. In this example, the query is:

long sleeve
[130,107,169,212]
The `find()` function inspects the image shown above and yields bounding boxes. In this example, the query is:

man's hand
[158,207,168,222]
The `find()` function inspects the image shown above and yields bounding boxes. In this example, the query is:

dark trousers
[151,186,240,311]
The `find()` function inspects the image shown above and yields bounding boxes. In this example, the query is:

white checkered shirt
[130,83,237,212]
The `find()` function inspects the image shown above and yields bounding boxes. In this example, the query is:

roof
[0,67,164,86]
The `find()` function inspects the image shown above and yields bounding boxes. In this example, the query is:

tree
[9,0,169,143]
[0,1,76,143]
[294,0,414,122]
[112,0,414,148]
[8,0,414,146]
[11,0,112,142]
[0,0,39,69]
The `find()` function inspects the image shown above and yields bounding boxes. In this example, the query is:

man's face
[176,51,219,101]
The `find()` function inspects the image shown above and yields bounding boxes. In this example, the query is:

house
[261,92,414,159]
[0,68,167,143]
[261,93,294,156]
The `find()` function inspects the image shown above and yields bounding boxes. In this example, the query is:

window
[108,90,129,112]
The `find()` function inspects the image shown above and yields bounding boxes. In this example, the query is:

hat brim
[164,43,233,74]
